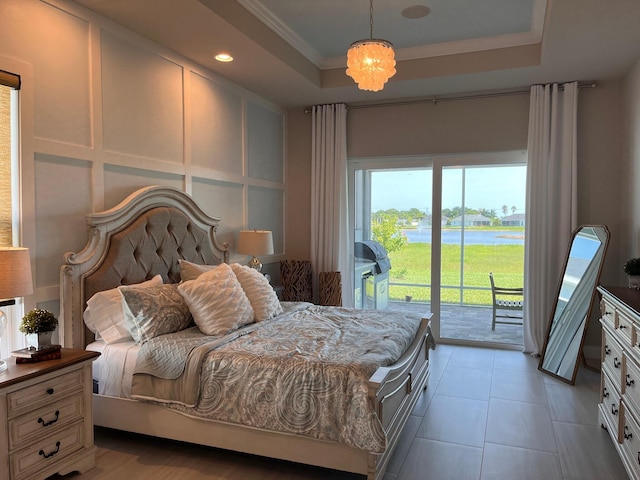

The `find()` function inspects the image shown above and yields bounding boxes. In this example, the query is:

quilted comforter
[131,302,423,453]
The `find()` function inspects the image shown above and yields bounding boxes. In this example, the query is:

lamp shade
[0,247,33,300]
[237,230,274,256]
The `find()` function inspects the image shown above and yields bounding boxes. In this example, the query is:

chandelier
[346,0,396,92]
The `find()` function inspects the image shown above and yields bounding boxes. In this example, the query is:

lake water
[403,228,525,246]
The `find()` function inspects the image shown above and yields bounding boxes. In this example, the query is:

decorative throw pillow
[230,263,283,321]
[178,263,254,336]
[84,274,163,344]
[178,259,218,282]
[119,283,192,344]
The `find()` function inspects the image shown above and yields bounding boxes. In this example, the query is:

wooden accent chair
[489,272,524,330]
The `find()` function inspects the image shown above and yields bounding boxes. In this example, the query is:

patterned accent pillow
[230,263,283,321]
[84,274,163,344]
[178,263,255,336]
[178,259,218,282]
[119,283,192,344]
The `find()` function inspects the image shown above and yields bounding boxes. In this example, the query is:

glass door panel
[440,164,526,345]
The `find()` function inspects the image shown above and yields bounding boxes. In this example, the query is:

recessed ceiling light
[215,53,233,62]
[401,5,431,19]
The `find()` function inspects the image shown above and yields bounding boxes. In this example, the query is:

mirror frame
[538,225,610,384]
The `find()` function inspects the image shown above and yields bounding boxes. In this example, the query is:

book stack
[11,344,62,364]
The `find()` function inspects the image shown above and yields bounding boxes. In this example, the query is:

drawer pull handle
[628,375,636,387]
[38,410,59,427]
[605,346,611,355]
[614,357,621,369]
[626,426,634,440]
[39,441,60,459]
[603,386,610,398]
[620,324,628,329]
[46,388,54,395]
[612,403,619,415]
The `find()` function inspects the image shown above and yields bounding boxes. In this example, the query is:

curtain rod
[304,81,597,113]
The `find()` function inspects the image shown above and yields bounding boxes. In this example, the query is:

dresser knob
[612,403,619,415]
[628,375,636,387]
[46,388,54,395]
[614,358,621,369]
[626,426,634,440]
[605,346,611,355]
[603,386,610,398]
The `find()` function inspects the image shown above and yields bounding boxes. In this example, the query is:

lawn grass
[386,242,524,306]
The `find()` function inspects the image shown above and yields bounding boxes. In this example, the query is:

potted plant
[624,258,640,288]
[19,308,58,349]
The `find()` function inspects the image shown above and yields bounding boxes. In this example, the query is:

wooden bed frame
[59,185,433,480]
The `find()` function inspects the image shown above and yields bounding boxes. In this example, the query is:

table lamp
[0,247,33,371]
[237,230,273,272]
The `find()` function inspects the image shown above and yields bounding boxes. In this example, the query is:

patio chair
[489,272,524,330]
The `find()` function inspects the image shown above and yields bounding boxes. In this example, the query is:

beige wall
[0,0,286,321]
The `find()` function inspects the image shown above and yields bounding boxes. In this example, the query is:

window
[0,69,23,355]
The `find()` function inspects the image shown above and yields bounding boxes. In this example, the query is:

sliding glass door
[350,152,526,347]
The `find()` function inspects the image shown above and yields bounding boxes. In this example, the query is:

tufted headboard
[60,186,229,349]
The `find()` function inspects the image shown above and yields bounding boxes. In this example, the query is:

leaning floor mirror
[538,225,610,384]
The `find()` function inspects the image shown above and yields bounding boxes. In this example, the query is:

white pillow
[230,263,283,321]
[178,263,254,336]
[83,274,163,344]
[178,259,218,282]
[120,284,192,344]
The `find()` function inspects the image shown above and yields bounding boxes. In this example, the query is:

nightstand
[0,348,100,480]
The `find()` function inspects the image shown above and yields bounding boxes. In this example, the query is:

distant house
[501,214,526,226]
[449,214,491,227]
[419,215,448,227]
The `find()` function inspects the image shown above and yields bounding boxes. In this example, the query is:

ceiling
[70,0,640,108]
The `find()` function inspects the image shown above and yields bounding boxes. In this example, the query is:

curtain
[310,104,352,306]
[523,82,579,354]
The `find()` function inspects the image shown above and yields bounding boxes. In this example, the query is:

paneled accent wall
[0,0,286,319]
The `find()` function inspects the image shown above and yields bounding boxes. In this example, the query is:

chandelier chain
[369,0,374,39]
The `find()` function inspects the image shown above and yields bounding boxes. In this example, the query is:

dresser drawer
[10,420,84,480]
[8,393,84,451]
[7,369,83,418]
[602,369,622,442]
[603,327,625,387]
[617,308,635,347]
[601,297,616,331]
[622,404,640,480]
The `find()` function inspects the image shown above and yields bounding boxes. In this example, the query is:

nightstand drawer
[10,420,84,480]
[8,393,84,451]
[7,370,83,418]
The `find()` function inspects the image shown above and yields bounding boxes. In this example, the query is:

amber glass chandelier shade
[346,39,396,92]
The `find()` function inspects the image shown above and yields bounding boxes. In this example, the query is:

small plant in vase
[19,308,58,349]
[624,258,640,289]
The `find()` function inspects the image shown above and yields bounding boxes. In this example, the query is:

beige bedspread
[131,303,423,453]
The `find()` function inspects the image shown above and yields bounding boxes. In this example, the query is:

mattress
[86,340,139,398]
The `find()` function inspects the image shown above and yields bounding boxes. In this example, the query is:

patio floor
[386,300,524,347]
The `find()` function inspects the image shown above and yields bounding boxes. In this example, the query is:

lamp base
[0,360,5,372]
[247,256,263,272]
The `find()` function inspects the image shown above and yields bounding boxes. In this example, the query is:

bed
[59,185,434,480]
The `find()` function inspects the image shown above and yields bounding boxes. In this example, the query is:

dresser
[598,286,640,480]
[0,348,100,480]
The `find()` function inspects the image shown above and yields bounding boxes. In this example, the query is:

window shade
[0,85,12,246]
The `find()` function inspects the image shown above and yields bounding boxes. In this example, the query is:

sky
[371,165,527,215]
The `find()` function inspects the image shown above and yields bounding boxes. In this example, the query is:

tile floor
[383,344,629,480]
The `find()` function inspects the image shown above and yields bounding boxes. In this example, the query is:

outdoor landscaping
[382,227,525,306]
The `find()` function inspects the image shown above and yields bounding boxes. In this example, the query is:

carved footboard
[367,314,434,480]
